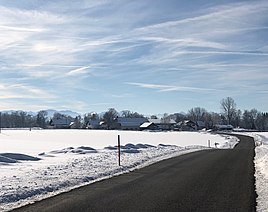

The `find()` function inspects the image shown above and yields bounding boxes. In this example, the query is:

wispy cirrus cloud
[0,83,56,100]
[137,1,268,33]
[133,0,268,57]
[0,0,268,113]
[126,82,218,93]
[66,66,91,76]
[0,25,44,32]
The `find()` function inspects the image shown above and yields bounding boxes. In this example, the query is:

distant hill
[1,109,81,118]
[1,110,36,116]
[44,109,81,118]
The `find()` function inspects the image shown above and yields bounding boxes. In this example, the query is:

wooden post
[0,112,1,134]
[118,135,121,166]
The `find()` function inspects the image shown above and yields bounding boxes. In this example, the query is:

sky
[0,0,268,115]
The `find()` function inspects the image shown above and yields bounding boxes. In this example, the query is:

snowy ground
[0,129,238,211]
[242,132,268,212]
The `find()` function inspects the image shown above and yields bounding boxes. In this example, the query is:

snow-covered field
[245,132,268,212]
[0,129,238,211]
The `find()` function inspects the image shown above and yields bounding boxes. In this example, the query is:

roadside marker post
[0,112,1,134]
[118,135,121,166]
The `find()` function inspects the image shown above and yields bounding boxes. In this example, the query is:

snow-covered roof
[88,120,101,126]
[117,117,148,127]
[140,122,154,128]
[196,121,205,127]
[148,118,161,124]
[215,124,233,129]
[149,118,176,124]
[51,117,73,126]
[169,119,177,124]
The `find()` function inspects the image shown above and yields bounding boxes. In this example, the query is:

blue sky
[0,0,268,115]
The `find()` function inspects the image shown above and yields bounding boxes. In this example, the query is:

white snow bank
[0,155,17,163]
[248,132,268,212]
[0,129,238,211]
[0,146,203,211]
[0,153,40,162]
[48,146,97,154]
[0,129,237,155]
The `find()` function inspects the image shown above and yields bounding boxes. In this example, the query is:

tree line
[0,97,267,131]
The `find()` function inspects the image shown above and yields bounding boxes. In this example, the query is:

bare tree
[162,113,170,123]
[36,110,48,128]
[122,110,144,118]
[242,109,259,129]
[220,97,237,125]
[174,113,186,123]
[234,109,242,127]
[83,112,100,128]
[103,108,118,129]
[188,107,207,122]
[150,115,158,119]
[255,112,267,131]
[249,109,258,129]
[73,115,82,129]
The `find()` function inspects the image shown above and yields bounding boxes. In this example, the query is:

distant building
[148,118,176,131]
[86,120,106,129]
[196,121,206,130]
[178,120,197,131]
[116,117,148,130]
[140,122,158,131]
[148,118,161,125]
[213,124,234,131]
[50,117,74,129]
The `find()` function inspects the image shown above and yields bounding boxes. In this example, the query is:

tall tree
[150,115,158,119]
[174,113,186,123]
[188,107,207,122]
[90,112,99,120]
[234,109,242,127]
[122,110,131,118]
[122,110,144,118]
[220,97,237,125]
[36,110,48,128]
[103,108,118,129]
[73,115,82,129]
[255,112,267,131]
[162,113,170,123]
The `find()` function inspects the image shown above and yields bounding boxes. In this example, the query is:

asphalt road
[13,134,256,212]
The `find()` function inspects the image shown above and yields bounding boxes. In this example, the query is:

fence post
[0,112,1,134]
[118,135,121,166]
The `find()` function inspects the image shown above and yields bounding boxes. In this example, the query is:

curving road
[13,134,256,212]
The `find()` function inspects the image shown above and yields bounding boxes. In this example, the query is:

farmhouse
[196,121,206,130]
[140,122,158,131]
[86,120,106,129]
[214,124,234,131]
[178,120,198,131]
[50,117,74,129]
[116,117,148,130]
[148,118,177,131]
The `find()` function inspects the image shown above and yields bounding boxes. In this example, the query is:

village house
[140,122,158,131]
[213,124,234,131]
[147,118,177,131]
[196,121,206,130]
[49,117,74,129]
[116,117,148,130]
[178,120,198,131]
[86,120,106,129]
